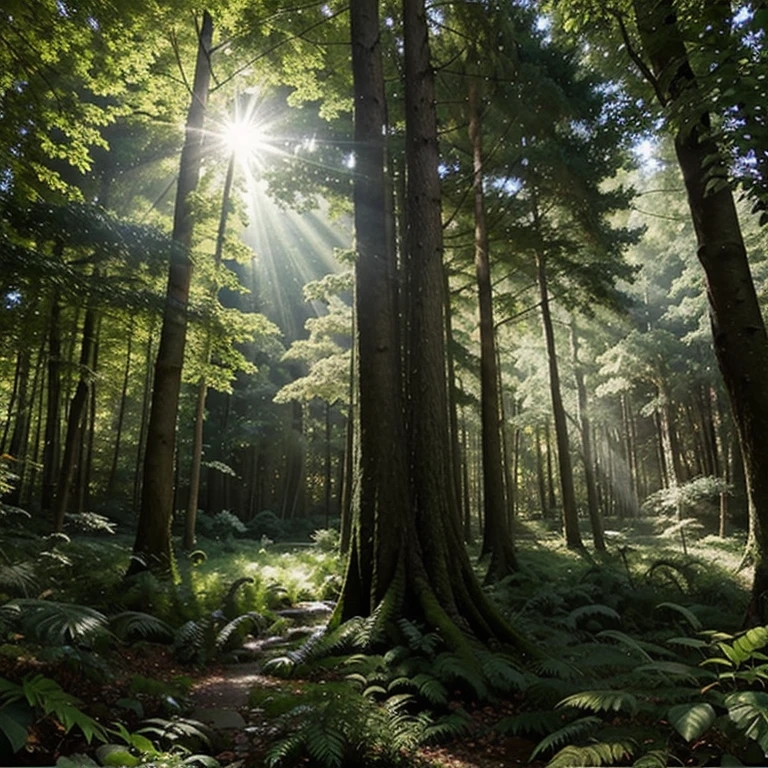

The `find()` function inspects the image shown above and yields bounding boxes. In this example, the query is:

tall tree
[334,0,531,660]
[129,11,213,575]
[628,0,768,616]
[468,76,519,579]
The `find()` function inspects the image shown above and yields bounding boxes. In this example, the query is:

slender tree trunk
[1,348,23,455]
[470,77,517,579]
[444,267,466,533]
[185,151,236,550]
[129,11,213,575]
[107,323,133,496]
[79,315,100,514]
[536,425,549,519]
[53,304,97,532]
[536,248,582,548]
[41,288,62,514]
[570,323,605,550]
[133,322,155,513]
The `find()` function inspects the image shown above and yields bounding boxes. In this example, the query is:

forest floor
[186,654,544,768]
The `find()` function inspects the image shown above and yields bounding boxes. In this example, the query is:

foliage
[0,674,108,753]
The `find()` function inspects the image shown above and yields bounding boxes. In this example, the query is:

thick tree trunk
[335,0,532,658]
[129,12,213,575]
[536,249,582,548]
[633,0,768,618]
[335,0,409,617]
[469,78,517,579]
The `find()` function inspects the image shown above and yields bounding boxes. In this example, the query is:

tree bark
[129,11,213,575]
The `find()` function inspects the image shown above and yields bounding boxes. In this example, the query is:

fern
[2,598,108,645]
[215,611,265,652]
[110,611,175,643]
[398,619,441,656]
[546,740,635,768]
[530,715,603,759]
[0,673,108,745]
[558,690,639,716]
[0,562,36,596]
[565,604,621,629]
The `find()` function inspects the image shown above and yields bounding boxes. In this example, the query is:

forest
[2,0,768,766]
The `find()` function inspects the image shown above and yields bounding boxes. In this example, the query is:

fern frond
[655,602,703,630]
[304,718,346,768]
[265,732,305,767]
[215,612,265,651]
[633,749,670,768]
[421,709,471,744]
[0,562,37,596]
[534,655,584,680]
[478,650,527,692]
[558,690,639,716]
[530,715,602,759]
[433,652,488,699]
[546,740,635,768]
[110,611,174,643]
[5,599,108,645]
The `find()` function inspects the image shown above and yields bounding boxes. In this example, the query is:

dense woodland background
[2,0,768,766]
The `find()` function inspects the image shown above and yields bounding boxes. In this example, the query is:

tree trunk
[41,288,62,514]
[185,150,236,550]
[335,0,410,616]
[133,321,155,513]
[470,78,517,580]
[129,11,213,575]
[570,322,605,550]
[53,304,97,532]
[107,322,133,497]
[536,248,582,548]
[334,0,531,658]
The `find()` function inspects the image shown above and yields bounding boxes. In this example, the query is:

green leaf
[668,703,716,742]
[96,744,140,766]
[725,691,768,754]
[0,707,29,752]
